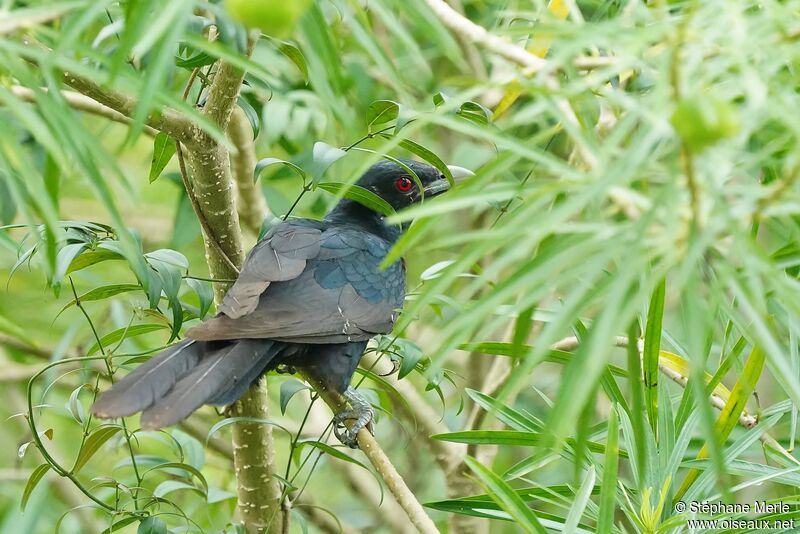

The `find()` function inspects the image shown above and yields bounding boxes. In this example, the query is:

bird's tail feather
[91,339,279,430]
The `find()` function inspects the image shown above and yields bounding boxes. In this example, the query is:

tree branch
[19,36,194,142]
[10,86,158,136]
[359,350,464,474]
[173,34,283,533]
[301,372,440,534]
[228,105,268,235]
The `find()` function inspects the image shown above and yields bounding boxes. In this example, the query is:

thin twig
[423,0,598,170]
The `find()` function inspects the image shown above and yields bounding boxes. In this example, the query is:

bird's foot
[275,363,297,375]
[332,387,374,449]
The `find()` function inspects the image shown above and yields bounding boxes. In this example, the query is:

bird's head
[355,159,471,212]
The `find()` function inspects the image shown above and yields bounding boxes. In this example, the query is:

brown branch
[359,351,464,474]
[228,105,268,235]
[10,86,158,136]
[20,36,194,142]
[178,416,362,534]
[301,372,440,534]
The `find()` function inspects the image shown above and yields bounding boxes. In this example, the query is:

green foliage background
[1,0,800,532]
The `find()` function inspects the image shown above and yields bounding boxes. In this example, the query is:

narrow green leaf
[317,182,395,216]
[237,96,261,139]
[597,406,619,534]
[57,284,141,318]
[458,101,492,125]
[20,463,50,511]
[146,461,208,494]
[395,338,423,379]
[279,379,311,415]
[465,389,542,431]
[676,347,766,500]
[87,324,169,355]
[464,456,547,534]
[276,41,309,80]
[643,279,665,437]
[254,157,307,183]
[73,426,121,474]
[149,133,176,183]
[296,440,372,472]
[100,516,140,534]
[626,320,648,489]
[564,466,596,533]
[66,245,124,274]
[53,243,88,287]
[186,277,213,318]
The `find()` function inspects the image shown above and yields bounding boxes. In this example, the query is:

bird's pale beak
[422,165,474,197]
[446,165,475,181]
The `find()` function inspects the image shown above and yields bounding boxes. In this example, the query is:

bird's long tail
[90,339,279,429]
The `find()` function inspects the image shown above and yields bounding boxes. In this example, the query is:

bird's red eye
[394,176,413,193]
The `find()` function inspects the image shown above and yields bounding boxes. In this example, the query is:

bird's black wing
[187,226,405,343]
[217,219,324,319]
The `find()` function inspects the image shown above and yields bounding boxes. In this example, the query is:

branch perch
[10,86,158,136]
[301,371,440,534]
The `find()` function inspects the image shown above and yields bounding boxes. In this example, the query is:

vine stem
[68,278,143,507]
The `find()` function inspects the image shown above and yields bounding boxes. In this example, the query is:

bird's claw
[332,387,374,449]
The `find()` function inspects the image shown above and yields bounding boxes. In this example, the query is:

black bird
[91,159,469,447]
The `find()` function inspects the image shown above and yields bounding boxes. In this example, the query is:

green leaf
[676,346,766,499]
[564,466,596,533]
[145,461,208,494]
[57,283,141,318]
[597,406,619,534]
[137,517,168,534]
[20,463,50,511]
[276,41,309,81]
[53,243,88,288]
[643,278,665,437]
[87,324,169,355]
[395,338,424,379]
[149,133,176,183]
[309,141,347,182]
[279,379,311,415]
[186,278,213,318]
[66,384,90,424]
[458,101,492,125]
[317,182,395,217]
[366,100,399,127]
[101,516,141,534]
[237,96,260,139]
[153,480,204,500]
[296,440,371,472]
[391,137,454,186]
[464,456,547,534]
[66,244,124,274]
[175,51,216,69]
[465,389,541,431]
[73,426,121,474]
[254,157,307,183]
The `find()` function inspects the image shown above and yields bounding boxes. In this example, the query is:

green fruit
[225,0,312,37]
[670,94,740,151]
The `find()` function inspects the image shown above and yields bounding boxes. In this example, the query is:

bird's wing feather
[218,220,323,319]
[187,227,405,343]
